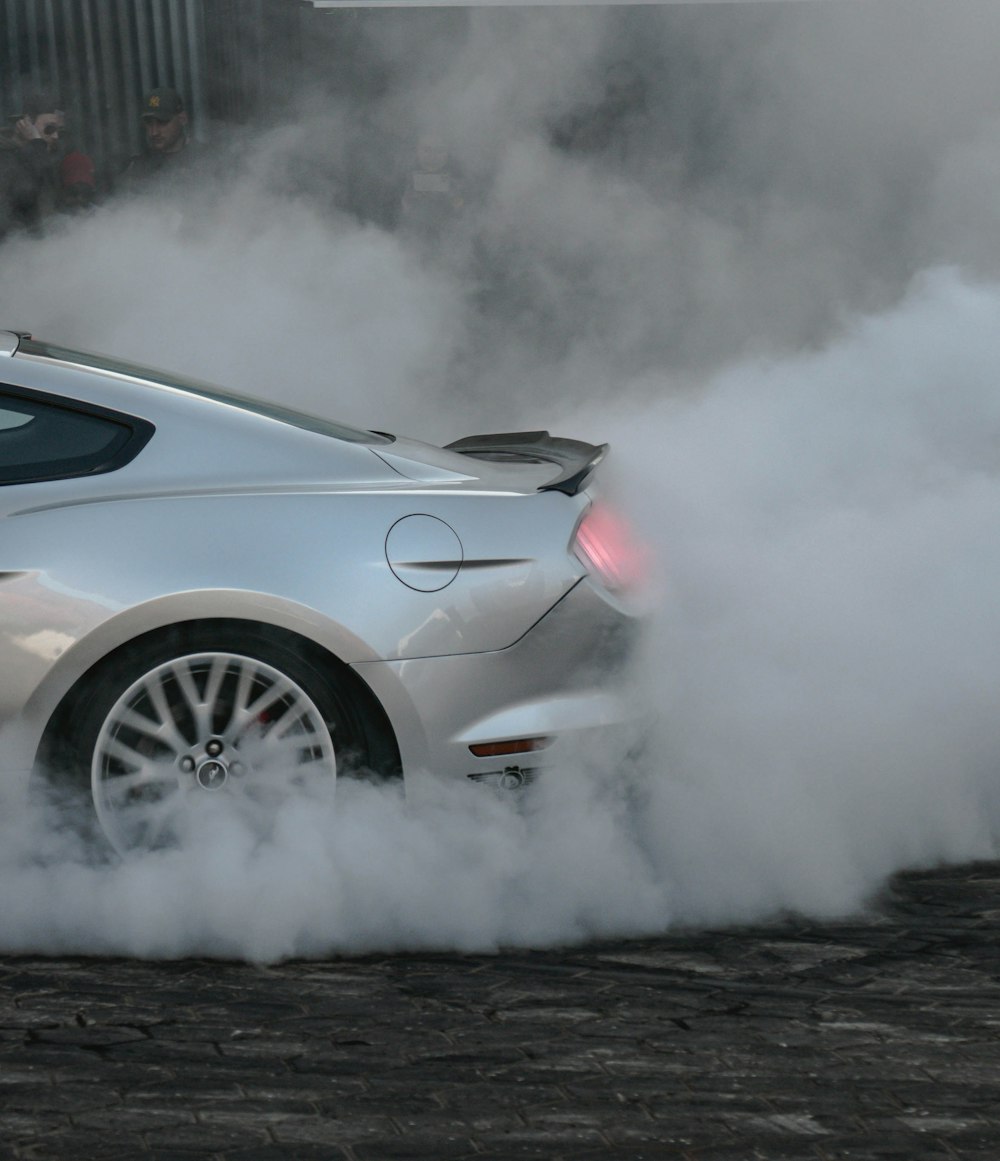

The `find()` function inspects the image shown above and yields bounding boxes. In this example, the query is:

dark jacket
[120,141,204,194]
[0,132,58,240]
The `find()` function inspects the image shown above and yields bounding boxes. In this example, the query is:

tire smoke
[2,2,1000,960]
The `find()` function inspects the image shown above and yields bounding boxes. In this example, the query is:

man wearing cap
[122,87,200,190]
[0,91,65,241]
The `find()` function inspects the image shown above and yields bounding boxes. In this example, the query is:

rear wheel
[47,626,377,856]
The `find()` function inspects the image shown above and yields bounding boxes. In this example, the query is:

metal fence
[1,0,287,186]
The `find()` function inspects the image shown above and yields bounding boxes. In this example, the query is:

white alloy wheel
[91,651,337,855]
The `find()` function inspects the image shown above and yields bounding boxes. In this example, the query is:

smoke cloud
[3,0,1000,960]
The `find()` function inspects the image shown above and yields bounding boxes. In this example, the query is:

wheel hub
[196,758,229,791]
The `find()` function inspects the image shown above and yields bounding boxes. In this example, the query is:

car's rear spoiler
[444,431,608,496]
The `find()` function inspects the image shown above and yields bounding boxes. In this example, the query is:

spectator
[398,133,465,238]
[343,112,407,229]
[0,92,64,241]
[58,150,98,214]
[122,87,200,189]
[552,61,648,162]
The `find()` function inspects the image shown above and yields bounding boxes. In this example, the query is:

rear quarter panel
[1,486,587,736]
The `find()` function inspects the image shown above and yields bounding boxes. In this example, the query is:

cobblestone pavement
[2,861,1000,1160]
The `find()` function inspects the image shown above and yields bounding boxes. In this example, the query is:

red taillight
[573,501,649,594]
[469,737,552,758]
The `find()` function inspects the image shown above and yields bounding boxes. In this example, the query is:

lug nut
[179,756,195,773]
[205,739,223,757]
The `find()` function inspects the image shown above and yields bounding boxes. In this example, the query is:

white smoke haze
[603,267,1000,924]
[0,189,466,441]
[3,0,1000,960]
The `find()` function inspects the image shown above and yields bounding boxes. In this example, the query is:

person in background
[551,61,648,163]
[398,132,465,239]
[122,87,199,189]
[0,92,65,241]
[58,150,98,214]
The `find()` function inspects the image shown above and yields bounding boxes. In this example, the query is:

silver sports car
[0,330,645,855]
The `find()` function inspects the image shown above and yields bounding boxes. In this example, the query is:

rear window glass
[0,406,32,432]
[19,339,393,446]
[0,389,150,484]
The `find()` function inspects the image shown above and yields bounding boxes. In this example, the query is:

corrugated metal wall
[1,0,290,187]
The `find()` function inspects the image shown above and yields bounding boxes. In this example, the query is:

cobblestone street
[2,861,999,1160]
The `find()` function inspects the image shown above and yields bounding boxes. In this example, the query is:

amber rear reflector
[469,737,553,758]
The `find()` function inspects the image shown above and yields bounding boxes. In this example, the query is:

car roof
[1,331,391,448]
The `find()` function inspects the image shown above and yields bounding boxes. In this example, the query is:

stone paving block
[431,1082,565,1111]
[596,1121,682,1145]
[15,1128,152,1159]
[460,1112,531,1134]
[634,1117,736,1145]
[230,1073,363,1099]
[684,1145,823,1160]
[813,1135,956,1159]
[722,1111,835,1137]
[224,1146,350,1161]
[893,1082,1000,1113]
[268,1113,398,1144]
[145,1154,231,1161]
[144,1023,253,1043]
[3,1114,71,1139]
[98,1038,224,1063]
[143,1123,272,1151]
[284,1052,378,1077]
[70,1105,198,1132]
[4,1089,122,1116]
[214,1039,313,1060]
[314,1093,441,1118]
[26,1025,149,1048]
[351,1135,479,1158]
[474,1125,608,1148]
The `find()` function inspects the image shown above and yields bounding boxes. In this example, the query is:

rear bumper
[351,577,643,785]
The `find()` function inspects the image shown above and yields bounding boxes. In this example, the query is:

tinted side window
[0,389,152,484]
[19,338,393,445]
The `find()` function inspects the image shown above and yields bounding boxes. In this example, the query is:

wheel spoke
[100,763,178,799]
[202,654,228,718]
[245,674,297,721]
[233,660,258,716]
[143,673,190,752]
[260,699,311,742]
[224,664,264,734]
[101,735,153,771]
[170,659,209,735]
[236,706,329,769]
[115,706,185,756]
